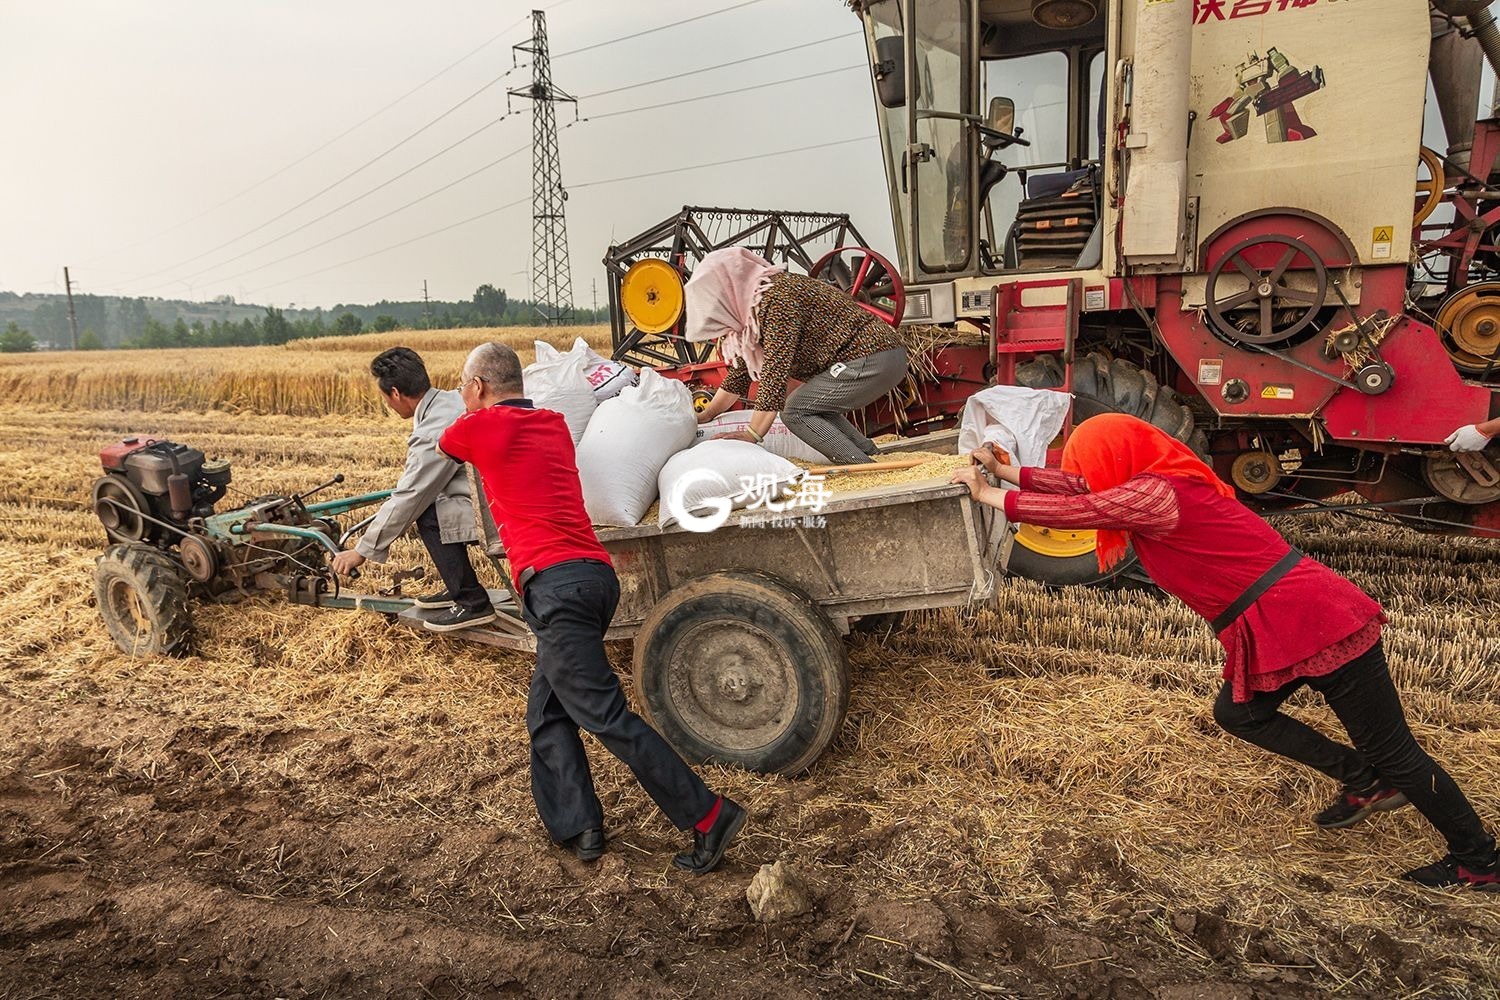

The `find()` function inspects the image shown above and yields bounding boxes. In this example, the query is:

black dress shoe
[560,827,604,862]
[673,798,745,875]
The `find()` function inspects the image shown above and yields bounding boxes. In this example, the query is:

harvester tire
[94,543,192,657]
[632,571,848,776]
[1009,352,1206,587]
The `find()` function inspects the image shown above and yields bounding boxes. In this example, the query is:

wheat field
[2,326,1499,997]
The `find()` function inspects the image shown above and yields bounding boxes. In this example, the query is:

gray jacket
[356,388,479,562]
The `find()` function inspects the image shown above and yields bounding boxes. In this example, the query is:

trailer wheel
[94,543,192,656]
[633,571,849,776]
[1011,352,1207,586]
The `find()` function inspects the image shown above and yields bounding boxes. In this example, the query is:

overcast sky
[0,0,891,309]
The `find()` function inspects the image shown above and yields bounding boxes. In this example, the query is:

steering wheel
[977,123,1030,150]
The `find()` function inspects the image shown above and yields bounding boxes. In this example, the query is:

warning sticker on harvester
[1197,359,1224,385]
[1260,384,1296,400]
[1372,225,1393,260]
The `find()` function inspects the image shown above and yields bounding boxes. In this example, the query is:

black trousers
[414,503,489,612]
[1213,640,1495,865]
[519,559,716,842]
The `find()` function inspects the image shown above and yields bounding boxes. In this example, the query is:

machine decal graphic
[1208,47,1326,144]
[1194,0,1321,22]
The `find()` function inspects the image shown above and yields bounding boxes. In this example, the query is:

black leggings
[1213,640,1494,866]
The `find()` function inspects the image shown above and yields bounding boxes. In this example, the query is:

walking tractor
[90,434,1008,775]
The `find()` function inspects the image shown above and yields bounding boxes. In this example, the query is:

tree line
[0,284,608,352]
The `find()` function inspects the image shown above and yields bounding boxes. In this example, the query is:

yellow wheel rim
[621,259,685,335]
[1415,146,1445,227]
[1014,522,1098,559]
[691,390,714,413]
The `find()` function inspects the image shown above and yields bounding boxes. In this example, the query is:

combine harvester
[615,0,1500,585]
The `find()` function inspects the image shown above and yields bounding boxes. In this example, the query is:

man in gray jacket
[330,347,494,632]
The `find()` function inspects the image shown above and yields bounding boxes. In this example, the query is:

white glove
[1445,424,1494,452]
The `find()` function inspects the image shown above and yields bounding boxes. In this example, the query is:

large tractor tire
[1010,352,1206,586]
[632,571,849,776]
[94,543,193,656]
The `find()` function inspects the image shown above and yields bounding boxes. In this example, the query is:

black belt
[1210,548,1303,633]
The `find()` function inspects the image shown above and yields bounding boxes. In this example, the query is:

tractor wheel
[94,543,192,656]
[1010,352,1207,587]
[632,571,848,776]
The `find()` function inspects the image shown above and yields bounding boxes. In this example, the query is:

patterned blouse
[719,272,904,412]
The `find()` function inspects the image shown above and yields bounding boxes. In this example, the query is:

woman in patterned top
[952,413,1498,891]
[684,247,909,464]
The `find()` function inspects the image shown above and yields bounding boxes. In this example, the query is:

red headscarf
[1061,413,1234,571]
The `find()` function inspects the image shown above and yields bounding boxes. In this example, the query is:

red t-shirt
[439,400,610,582]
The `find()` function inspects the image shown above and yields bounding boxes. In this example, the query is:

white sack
[658,439,802,528]
[572,337,639,401]
[576,368,697,526]
[524,341,597,444]
[694,411,828,463]
[957,385,1072,471]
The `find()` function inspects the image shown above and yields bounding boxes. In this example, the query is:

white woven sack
[572,337,639,401]
[657,439,802,528]
[524,340,597,444]
[957,385,1071,470]
[576,368,697,526]
[694,411,827,463]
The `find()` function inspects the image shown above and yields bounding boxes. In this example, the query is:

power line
[200,68,867,296]
[553,0,773,60]
[573,65,865,125]
[80,7,547,269]
[147,112,529,293]
[204,144,529,289]
[242,135,877,297]
[119,65,529,288]
[579,31,860,101]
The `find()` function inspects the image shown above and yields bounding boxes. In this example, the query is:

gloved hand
[1446,424,1494,452]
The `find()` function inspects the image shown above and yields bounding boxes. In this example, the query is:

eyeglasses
[456,374,487,392]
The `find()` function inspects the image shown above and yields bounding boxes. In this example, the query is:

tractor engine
[93,437,232,544]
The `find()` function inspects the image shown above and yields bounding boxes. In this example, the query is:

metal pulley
[1423,447,1500,505]
[1436,282,1500,373]
[1230,450,1284,495]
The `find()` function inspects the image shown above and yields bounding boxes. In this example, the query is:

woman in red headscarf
[952,413,1497,891]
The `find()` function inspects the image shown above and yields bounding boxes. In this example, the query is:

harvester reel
[1204,235,1328,346]
[620,258,685,335]
[1414,146,1446,228]
[809,246,906,326]
[1435,282,1500,373]
[92,474,154,544]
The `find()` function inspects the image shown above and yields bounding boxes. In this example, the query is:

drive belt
[1210,547,1304,633]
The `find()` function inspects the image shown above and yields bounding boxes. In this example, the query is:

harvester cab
[853,0,1500,584]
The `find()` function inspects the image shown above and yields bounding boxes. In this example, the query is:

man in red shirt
[440,342,745,874]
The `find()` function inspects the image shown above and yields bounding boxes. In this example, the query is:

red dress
[1002,469,1385,702]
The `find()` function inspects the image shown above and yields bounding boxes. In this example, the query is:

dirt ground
[3,402,1500,998]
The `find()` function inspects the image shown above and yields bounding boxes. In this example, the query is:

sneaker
[1314,784,1409,829]
[422,604,497,632]
[673,798,746,876]
[1402,852,1500,891]
[412,589,455,610]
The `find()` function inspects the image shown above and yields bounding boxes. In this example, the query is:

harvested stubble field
[1,329,1499,999]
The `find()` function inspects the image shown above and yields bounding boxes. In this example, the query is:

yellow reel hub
[621,258,685,335]
[1014,523,1099,559]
